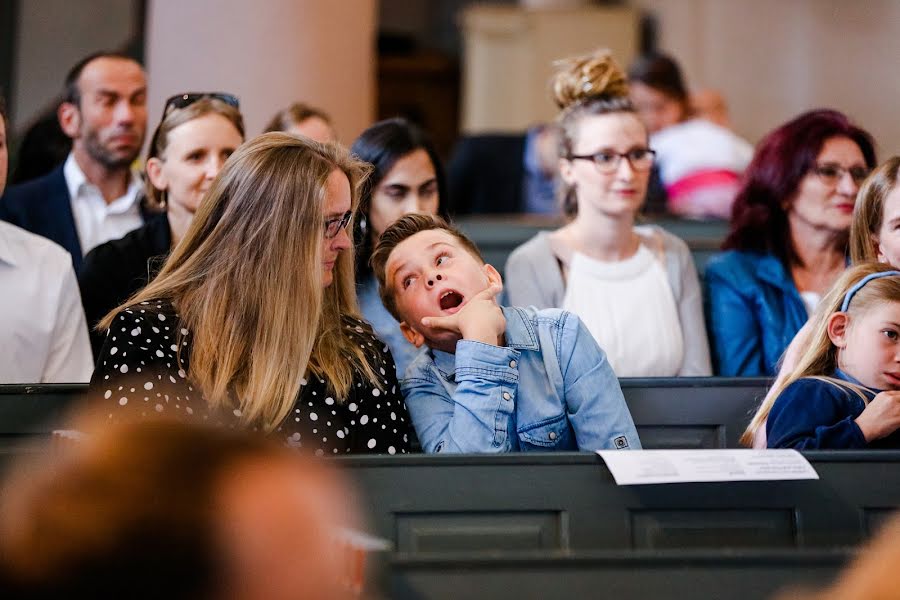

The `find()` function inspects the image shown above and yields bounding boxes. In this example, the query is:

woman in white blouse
[505,49,711,377]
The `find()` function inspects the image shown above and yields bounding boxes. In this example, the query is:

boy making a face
[371,214,640,453]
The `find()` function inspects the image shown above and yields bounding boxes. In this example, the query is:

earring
[359,214,368,237]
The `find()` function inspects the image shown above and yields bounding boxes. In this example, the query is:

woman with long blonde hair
[89,133,413,455]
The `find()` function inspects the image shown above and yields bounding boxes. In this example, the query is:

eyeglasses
[324,211,353,239]
[811,163,870,187]
[162,92,240,117]
[567,148,656,173]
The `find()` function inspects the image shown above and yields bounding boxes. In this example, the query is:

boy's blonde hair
[742,262,900,446]
[370,213,484,323]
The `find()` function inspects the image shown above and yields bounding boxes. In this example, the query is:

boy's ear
[399,321,426,348]
[482,263,503,287]
[827,312,850,348]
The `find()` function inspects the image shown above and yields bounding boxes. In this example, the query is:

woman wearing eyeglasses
[79,94,244,359]
[350,118,450,378]
[88,133,414,455]
[505,49,711,377]
[705,109,876,376]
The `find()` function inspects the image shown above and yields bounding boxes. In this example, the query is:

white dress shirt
[0,220,94,383]
[63,153,144,255]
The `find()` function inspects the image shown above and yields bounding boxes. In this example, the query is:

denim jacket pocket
[518,413,573,450]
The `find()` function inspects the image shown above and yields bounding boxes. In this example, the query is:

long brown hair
[742,262,900,445]
[101,133,375,431]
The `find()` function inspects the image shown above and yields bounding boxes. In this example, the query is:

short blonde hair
[850,156,900,263]
[102,133,374,431]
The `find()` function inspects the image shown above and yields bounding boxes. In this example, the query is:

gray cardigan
[504,227,712,376]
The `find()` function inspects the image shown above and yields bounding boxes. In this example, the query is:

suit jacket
[0,164,153,272]
[0,165,83,269]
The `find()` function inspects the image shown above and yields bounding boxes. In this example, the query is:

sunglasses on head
[162,92,240,117]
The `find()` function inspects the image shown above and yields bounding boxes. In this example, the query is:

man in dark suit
[0,51,149,272]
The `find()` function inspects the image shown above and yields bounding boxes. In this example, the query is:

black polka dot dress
[89,300,413,455]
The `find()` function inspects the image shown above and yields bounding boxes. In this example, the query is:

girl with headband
[748,262,900,449]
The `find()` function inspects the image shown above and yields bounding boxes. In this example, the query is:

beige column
[145,0,376,144]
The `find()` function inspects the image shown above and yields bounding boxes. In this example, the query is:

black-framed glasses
[162,92,240,117]
[324,211,352,239]
[567,148,656,173]
[811,163,870,187]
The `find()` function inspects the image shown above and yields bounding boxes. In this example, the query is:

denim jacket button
[502,391,512,401]
[509,360,518,368]
[549,431,557,441]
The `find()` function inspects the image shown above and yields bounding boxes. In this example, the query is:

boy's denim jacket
[401,305,642,453]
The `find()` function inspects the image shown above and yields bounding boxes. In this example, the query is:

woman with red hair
[706,109,876,376]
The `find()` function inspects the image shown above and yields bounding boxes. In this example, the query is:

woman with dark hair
[706,109,876,376]
[351,118,449,377]
[628,52,752,219]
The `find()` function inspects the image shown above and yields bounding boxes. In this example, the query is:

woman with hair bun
[505,49,711,377]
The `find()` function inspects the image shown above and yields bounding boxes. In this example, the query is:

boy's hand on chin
[421,284,505,347]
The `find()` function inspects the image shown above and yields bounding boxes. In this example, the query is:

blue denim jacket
[705,250,808,376]
[401,305,641,453]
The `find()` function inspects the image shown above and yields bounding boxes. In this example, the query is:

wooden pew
[455,214,728,278]
[385,549,850,600]
[339,452,900,555]
[0,378,768,453]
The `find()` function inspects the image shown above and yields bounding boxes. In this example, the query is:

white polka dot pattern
[89,301,414,455]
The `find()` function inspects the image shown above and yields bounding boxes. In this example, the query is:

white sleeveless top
[560,231,684,377]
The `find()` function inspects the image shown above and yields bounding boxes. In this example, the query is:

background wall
[9,0,139,130]
[632,0,900,153]
[145,0,376,144]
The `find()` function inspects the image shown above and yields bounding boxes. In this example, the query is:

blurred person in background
[79,93,245,359]
[0,52,151,271]
[0,96,92,383]
[351,118,450,378]
[706,109,876,376]
[0,418,360,600]
[8,109,72,185]
[628,51,753,219]
[264,101,336,143]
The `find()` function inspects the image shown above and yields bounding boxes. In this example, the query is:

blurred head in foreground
[0,419,358,600]
[776,513,900,600]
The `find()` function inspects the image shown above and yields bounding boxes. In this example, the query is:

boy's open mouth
[439,290,464,311]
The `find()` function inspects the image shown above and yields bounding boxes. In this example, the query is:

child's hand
[421,284,505,346]
[855,391,900,442]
